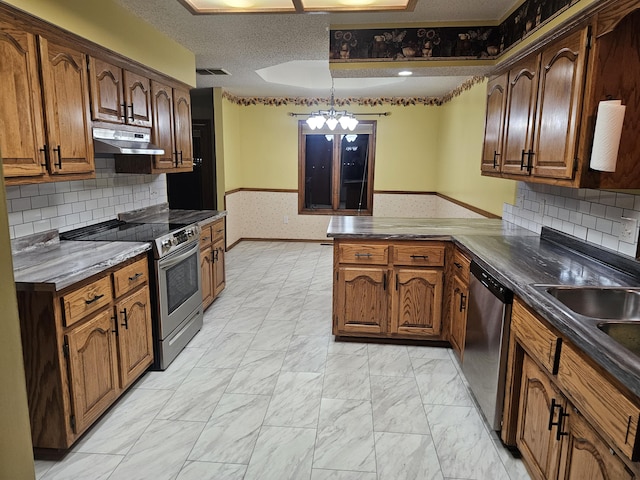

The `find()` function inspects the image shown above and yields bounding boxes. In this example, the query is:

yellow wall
[3,0,196,86]
[436,80,516,215]
[220,101,442,193]
[0,159,35,480]
[219,92,515,216]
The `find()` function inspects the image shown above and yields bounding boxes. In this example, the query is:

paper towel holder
[588,98,626,172]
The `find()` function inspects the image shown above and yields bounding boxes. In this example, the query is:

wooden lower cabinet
[449,274,468,360]
[114,286,153,389]
[332,240,445,340]
[65,309,120,435]
[558,407,634,480]
[507,298,639,480]
[17,254,153,451]
[517,354,566,480]
[200,218,226,311]
[335,266,388,335]
[391,267,442,336]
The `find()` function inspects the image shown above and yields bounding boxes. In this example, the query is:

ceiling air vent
[196,68,230,76]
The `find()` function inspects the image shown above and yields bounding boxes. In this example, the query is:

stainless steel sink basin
[597,322,640,356]
[544,286,640,320]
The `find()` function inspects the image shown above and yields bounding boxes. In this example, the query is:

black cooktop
[60,219,190,243]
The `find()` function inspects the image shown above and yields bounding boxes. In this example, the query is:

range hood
[93,128,164,155]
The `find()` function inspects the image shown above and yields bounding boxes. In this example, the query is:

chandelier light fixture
[306,83,359,131]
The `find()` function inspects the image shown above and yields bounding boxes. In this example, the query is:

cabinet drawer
[557,342,640,461]
[393,244,445,267]
[62,276,113,327]
[212,219,225,242]
[338,243,388,265]
[200,225,213,247]
[452,248,471,283]
[113,257,148,298]
[512,299,561,374]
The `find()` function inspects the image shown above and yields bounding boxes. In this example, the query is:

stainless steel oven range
[61,219,203,370]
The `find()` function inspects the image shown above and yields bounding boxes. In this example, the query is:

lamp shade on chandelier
[306,87,359,131]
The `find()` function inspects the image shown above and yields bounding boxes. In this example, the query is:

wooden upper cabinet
[89,57,151,127]
[151,80,176,170]
[88,57,124,124]
[124,70,152,127]
[531,27,589,179]
[481,72,509,173]
[39,37,94,176]
[0,22,46,179]
[174,87,193,169]
[501,54,540,176]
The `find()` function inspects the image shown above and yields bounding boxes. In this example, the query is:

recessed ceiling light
[398,71,413,76]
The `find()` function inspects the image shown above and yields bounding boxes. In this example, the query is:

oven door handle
[159,242,199,269]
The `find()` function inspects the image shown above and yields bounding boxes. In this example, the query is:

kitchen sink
[597,322,640,356]
[543,286,640,320]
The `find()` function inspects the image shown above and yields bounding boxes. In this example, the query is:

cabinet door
[115,286,153,389]
[39,37,94,175]
[481,72,509,173]
[201,246,213,309]
[558,407,634,480]
[212,238,226,298]
[174,87,193,169]
[66,309,119,434]
[450,274,468,360]
[151,80,176,170]
[0,22,47,179]
[391,268,443,337]
[88,57,124,124]
[123,70,152,127]
[517,354,565,480]
[502,54,540,176]
[532,28,589,179]
[335,266,388,335]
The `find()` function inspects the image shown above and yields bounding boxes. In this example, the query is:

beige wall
[3,0,196,86]
[0,160,35,480]
[436,80,516,216]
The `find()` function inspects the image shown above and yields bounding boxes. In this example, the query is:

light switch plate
[619,217,637,243]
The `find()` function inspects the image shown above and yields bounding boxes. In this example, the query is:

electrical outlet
[515,196,524,209]
[620,217,638,243]
[283,215,289,224]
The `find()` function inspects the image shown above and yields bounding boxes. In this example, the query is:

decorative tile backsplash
[5,158,167,239]
[503,182,640,257]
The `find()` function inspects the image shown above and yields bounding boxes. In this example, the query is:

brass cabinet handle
[85,293,104,305]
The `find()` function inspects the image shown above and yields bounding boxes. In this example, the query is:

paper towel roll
[590,100,626,172]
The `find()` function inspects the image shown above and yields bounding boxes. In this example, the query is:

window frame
[298,120,376,216]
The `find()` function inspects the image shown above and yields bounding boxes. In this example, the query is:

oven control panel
[156,225,200,257]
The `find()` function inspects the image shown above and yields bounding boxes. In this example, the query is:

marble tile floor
[35,241,531,480]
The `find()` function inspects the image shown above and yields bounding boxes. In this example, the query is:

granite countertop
[118,203,226,226]
[329,216,640,398]
[12,236,150,292]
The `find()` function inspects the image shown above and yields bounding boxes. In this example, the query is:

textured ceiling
[114,0,518,98]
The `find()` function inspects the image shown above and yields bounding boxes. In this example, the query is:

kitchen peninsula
[328,216,640,479]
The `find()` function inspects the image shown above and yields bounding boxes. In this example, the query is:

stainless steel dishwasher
[462,260,513,431]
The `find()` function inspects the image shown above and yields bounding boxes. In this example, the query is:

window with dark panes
[298,120,376,215]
